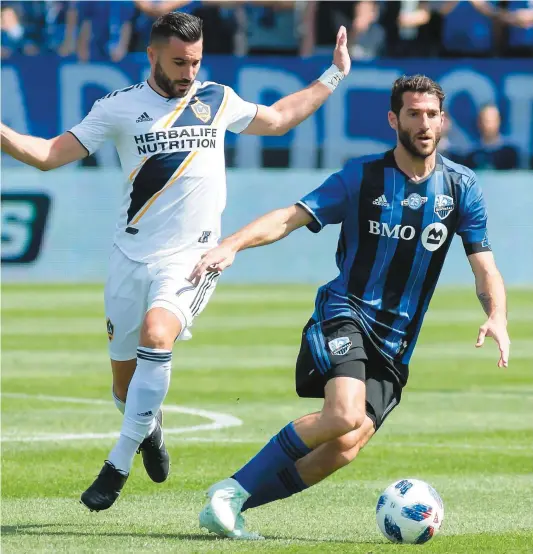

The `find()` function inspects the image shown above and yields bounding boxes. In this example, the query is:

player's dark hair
[390,75,445,116]
[150,12,203,45]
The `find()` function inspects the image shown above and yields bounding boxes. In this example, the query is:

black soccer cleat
[80,461,128,512]
[137,409,170,483]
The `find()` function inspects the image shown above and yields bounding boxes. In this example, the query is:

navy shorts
[295,317,406,430]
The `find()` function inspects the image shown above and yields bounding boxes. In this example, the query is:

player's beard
[153,61,191,98]
[398,121,441,159]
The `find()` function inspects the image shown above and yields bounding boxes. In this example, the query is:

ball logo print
[421,223,448,251]
[401,503,433,522]
[384,515,403,542]
[395,479,414,497]
[376,494,387,513]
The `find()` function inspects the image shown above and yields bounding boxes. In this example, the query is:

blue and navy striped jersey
[298,150,491,366]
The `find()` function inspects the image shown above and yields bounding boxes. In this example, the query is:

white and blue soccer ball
[376,478,444,544]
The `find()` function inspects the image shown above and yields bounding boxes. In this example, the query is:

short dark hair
[390,75,445,116]
[150,12,203,45]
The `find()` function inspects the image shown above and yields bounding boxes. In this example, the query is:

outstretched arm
[133,0,193,17]
[1,124,88,171]
[468,251,510,368]
[243,26,351,136]
[500,7,533,28]
[189,204,312,283]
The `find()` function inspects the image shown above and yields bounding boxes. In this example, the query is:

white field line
[1,393,531,450]
[0,392,242,443]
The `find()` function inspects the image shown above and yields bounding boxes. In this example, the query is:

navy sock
[241,462,309,511]
[233,422,311,495]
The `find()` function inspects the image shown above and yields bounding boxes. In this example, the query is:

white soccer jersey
[69,80,257,263]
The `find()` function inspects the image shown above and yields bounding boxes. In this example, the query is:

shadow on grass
[1,524,383,544]
[1,524,218,541]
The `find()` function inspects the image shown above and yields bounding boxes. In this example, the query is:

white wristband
[318,64,345,92]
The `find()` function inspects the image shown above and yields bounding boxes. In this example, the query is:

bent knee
[141,323,170,349]
[327,438,361,468]
[140,311,181,349]
[359,416,375,447]
[323,409,367,438]
[329,416,376,462]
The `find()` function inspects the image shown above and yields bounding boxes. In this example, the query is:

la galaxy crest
[434,194,454,220]
[191,97,211,123]
[106,318,114,342]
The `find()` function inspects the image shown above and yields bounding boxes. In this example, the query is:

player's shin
[113,388,158,435]
[233,422,312,496]
[241,462,308,511]
[242,423,374,512]
[107,347,172,474]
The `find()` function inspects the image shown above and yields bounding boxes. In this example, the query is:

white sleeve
[225,87,258,134]
[68,98,116,155]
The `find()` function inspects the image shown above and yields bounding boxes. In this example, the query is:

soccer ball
[376,478,444,544]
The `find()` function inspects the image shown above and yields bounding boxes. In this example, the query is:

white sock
[112,390,125,414]
[107,436,138,475]
[107,347,172,474]
[112,388,157,435]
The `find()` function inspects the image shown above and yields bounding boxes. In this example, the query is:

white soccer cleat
[199,505,264,540]
[230,514,265,540]
[199,504,224,535]
[205,477,251,533]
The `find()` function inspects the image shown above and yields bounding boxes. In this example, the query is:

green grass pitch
[2,284,532,553]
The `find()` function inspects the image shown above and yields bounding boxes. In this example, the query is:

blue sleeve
[456,176,491,255]
[297,171,349,233]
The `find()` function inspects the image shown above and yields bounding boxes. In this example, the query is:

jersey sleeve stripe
[66,131,90,157]
[463,241,492,255]
[130,150,199,225]
[296,201,322,233]
[211,86,229,126]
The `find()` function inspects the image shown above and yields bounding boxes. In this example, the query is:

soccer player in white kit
[0,12,351,511]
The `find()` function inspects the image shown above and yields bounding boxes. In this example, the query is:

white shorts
[104,245,219,361]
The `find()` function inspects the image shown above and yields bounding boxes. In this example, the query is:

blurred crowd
[439,105,522,170]
[2,0,530,170]
[2,1,532,60]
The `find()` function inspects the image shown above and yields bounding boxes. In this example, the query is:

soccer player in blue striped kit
[190,75,511,540]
